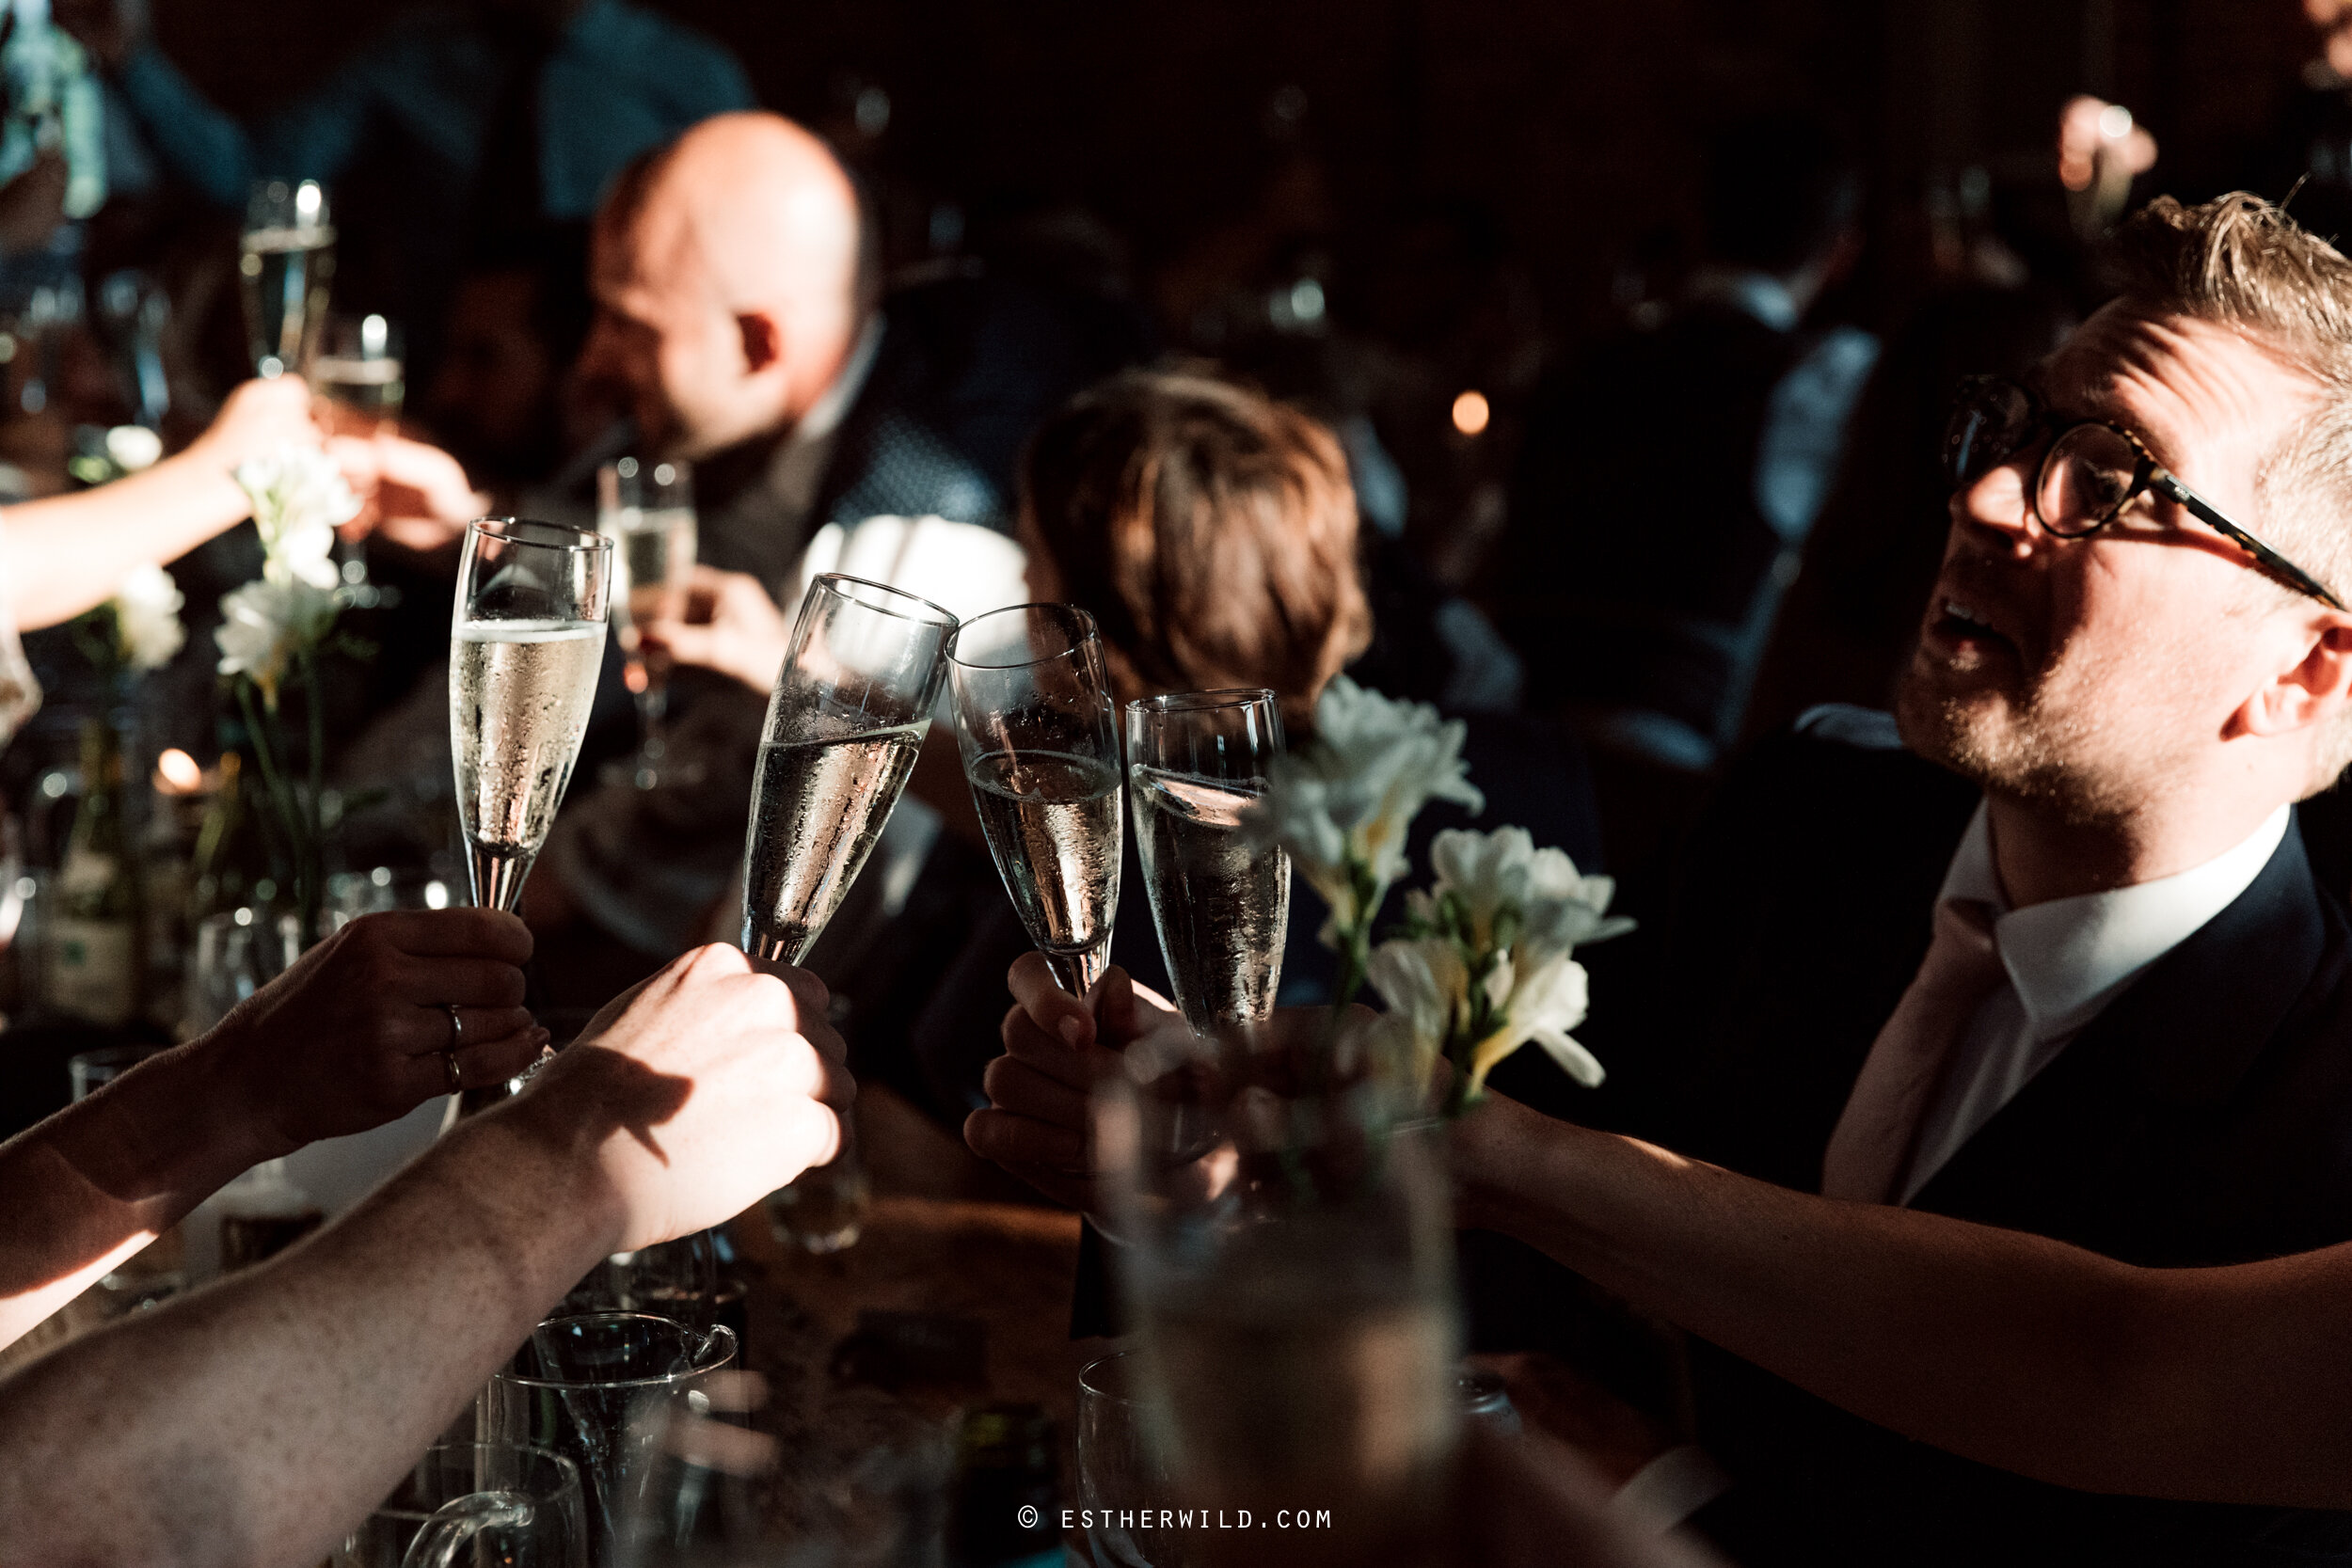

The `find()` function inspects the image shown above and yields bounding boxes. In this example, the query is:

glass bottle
[44,717,142,1025]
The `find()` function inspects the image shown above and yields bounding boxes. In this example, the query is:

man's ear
[2233,614,2352,739]
[737,311,785,375]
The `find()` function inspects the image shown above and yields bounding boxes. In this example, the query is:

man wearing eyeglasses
[1549,190,2352,1564]
[967,191,2352,1563]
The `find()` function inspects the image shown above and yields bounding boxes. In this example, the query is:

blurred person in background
[55,0,752,378]
[422,224,596,493]
[1491,112,1874,865]
[522,111,1126,998]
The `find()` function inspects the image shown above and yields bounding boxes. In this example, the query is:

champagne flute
[309,310,404,435]
[449,518,612,912]
[596,457,697,789]
[239,179,335,378]
[739,573,957,970]
[949,604,1123,995]
[1126,689,1291,1033]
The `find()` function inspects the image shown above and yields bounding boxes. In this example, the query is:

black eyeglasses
[1941,374,2345,611]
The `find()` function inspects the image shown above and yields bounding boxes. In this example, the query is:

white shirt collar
[1938,800,2291,1041]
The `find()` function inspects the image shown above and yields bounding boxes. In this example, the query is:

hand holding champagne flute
[950,604,1123,996]
[1127,688,1291,1033]
[449,518,613,912]
[738,573,958,971]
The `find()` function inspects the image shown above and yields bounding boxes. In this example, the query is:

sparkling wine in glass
[449,518,612,912]
[739,573,957,970]
[309,310,404,434]
[1127,689,1291,1033]
[950,604,1123,995]
[596,457,697,789]
[238,179,335,378]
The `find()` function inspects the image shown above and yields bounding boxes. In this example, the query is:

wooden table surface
[725,1081,1111,1560]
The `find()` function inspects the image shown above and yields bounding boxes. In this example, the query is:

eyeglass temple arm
[2153,473,2348,611]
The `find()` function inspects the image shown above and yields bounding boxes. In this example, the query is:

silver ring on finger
[443,1049,464,1094]
[444,1004,465,1052]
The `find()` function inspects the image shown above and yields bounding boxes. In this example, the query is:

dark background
[150,0,2316,337]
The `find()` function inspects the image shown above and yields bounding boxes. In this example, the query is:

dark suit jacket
[1602,710,2352,1565]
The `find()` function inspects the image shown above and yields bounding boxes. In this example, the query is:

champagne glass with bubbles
[1127,689,1291,1033]
[450,519,612,911]
[239,179,335,378]
[739,573,957,970]
[950,604,1123,995]
[596,457,697,789]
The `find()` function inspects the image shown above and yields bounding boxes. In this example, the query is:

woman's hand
[641,565,792,695]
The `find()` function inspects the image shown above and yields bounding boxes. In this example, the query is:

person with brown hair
[970,193,2352,1566]
[1017,367,1371,729]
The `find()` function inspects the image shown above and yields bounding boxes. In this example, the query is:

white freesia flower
[1380,825,1634,1106]
[110,564,183,671]
[1243,675,1485,947]
[235,443,357,591]
[1472,947,1602,1090]
[1367,935,1471,1092]
[215,578,339,708]
[1411,827,1636,963]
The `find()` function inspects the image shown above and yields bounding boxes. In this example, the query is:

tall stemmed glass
[950,604,1123,996]
[449,518,612,912]
[239,179,335,378]
[739,573,957,970]
[1126,689,1291,1033]
[596,457,697,788]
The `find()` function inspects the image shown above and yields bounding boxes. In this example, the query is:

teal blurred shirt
[112,0,753,219]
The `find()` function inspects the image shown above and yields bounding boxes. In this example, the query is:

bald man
[536,109,1134,974]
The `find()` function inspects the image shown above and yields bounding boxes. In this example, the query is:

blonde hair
[1020,369,1372,735]
[2106,194,2352,792]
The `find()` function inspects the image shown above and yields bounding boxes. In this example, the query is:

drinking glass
[557,1230,719,1333]
[596,458,697,789]
[949,604,1123,995]
[486,1313,738,1568]
[1080,1350,1198,1568]
[450,518,612,912]
[310,311,405,435]
[1125,689,1291,1033]
[68,1045,186,1313]
[334,1443,588,1568]
[1095,1011,1464,1568]
[239,178,335,378]
[738,572,956,970]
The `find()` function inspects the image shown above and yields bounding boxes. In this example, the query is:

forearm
[5,450,250,628]
[0,1042,277,1347]
[1454,1094,2235,1497]
[0,1097,623,1568]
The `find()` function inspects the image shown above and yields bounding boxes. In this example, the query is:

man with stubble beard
[1556,191,2352,1564]
[964,194,2352,1566]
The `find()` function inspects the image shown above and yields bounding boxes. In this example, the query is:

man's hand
[641,564,791,695]
[328,432,491,554]
[962,953,1180,1213]
[518,944,850,1252]
[200,909,544,1159]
